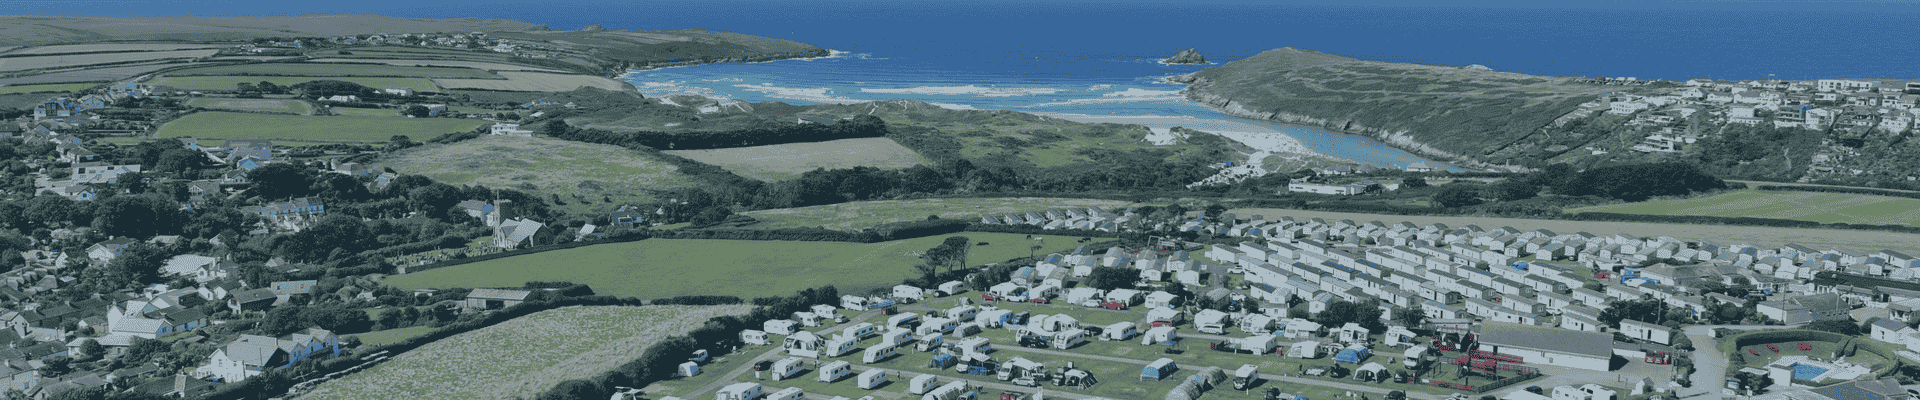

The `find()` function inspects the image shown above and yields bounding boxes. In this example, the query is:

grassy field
[1569,188,1920,227]
[373,135,698,212]
[664,138,932,181]
[302,305,749,400]
[351,326,434,347]
[0,63,198,85]
[157,112,486,143]
[382,233,1096,299]
[744,198,1136,231]
[0,83,96,94]
[187,98,312,114]
[164,63,500,78]
[0,49,217,71]
[1228,206,1920,255]
[328,107,399,117]
[308,58,567,72]
[433,71,629,92]
[9,43,226,54]
[150,75,442,91]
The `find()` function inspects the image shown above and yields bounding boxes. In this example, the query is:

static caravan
[894,285,926,302]
[1104,289,1144,309]
[937,281,967,297]
[1140,326,1179,346]
[772,357,805,380]
[889,313,922,330]
[1195,310,1231,334]
[1239,314,1276,335]
[954,337,992,356]
[678,361,700,377]
[715,382,763,400]
[1052,329,1088,349]
[863,342,898,363]
[858,368,889,389]
[1144,291,1178,309]
[975,309,1011,328]
[741,329,771,346]
[824,335,859,358]
[909,374,941,395]
[842,322,878,340]
[1103,321,1139,341]
[882,328,915,346]
[1064,287,1104,306]
[1141,358,1178,381]
[769,387,805,400]
[764,319,798,335]
[818,360,852,382]
[794,312,824,327]
[1237,335,1279,354]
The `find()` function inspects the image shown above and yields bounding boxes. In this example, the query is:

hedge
[1475,372,1544,393]
[1722,329,1904,378]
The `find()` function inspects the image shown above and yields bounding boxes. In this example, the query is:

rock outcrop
[1162,48,1208,64]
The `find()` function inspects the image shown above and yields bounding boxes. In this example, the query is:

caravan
[794,312,825,327]
[937,281,967,297]
[772,357,806,380]
[764,319,798,335]
[1102,322,1139,341]
[1052,329,1088,349]
[889,313,922,330]
[1140,326,1179,346]
[1236,335,1279,355]
[917,317,959,336]
[954,337,992,356]
[1064,287,1104,306]
[715,383,763,400]
[942,305,978,322]
[915,334,946,352]
[784,331,823,358]
[863,342,899,363]
[1287,341,1324,359]
[1239,314,1277,335]
[975,309,1011,328]
[1102,289,1143,310]
[741,329,771,346]
[986,282,1027,301]
[858,368,890,389]
[922,380,972,400]
[882,328,915,346]
[769,387,806,400]
[894,285,927,302]
[1195,310,1231,334]
[842,322,878,340]
[909,374,941,395]
[818,360,853,382]
[824,335,860,358]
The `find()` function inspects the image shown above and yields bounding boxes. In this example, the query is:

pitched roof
[466,288,532,301]
[219,335,287,367]
[1476,321,1613,359]
[230,288,276,304]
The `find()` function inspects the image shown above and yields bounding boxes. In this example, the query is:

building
[202,328,339,382]
[464,288,533,311]
[493,218,544,248]
[242,197,324,218]
[382,87,415,96]
[490,123,534,137]
[1475,322,1613,371]
[86,238,138,262]
[1287,182,1370,196]
[1618,318,1671,345]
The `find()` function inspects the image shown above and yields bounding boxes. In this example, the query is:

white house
[1618,318,1671,345]
[490,123,534,137]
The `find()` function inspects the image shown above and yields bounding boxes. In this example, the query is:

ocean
[27,0,1920,169]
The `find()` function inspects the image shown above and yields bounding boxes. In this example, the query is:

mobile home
[1103,321,1139,341]
[858,368,889,389]
[863,342,898,363]
[715,382,763,400]
[772,357,806,380]
[818,360,853,382]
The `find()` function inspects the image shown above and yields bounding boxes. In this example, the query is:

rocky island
[1161,48,1208,64]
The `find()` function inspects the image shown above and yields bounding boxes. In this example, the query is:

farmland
[148,76,441,91]
[0,63,204,85]
[163,63,500,78]
[433,71,630,92]
[1227,206,1920,255]
[327,107,400,117]
[0,49,217,71]
[664,138,931,181]
[308,58,567,72]
[186,98,312,114]
[1568,188,1920,227]
[372,135,698,212]
[351,326,433,347]
[8,43,226,54]
[0,83,96,94]
[743,197,1135,231]
[301,305,749,400]
[382,233,1097,299]
[156,112,486,143]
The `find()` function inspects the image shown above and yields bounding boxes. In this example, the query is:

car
[753,360,773,371]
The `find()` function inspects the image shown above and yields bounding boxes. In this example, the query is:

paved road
[1677,325,1788,400]
[996,345,1442,400]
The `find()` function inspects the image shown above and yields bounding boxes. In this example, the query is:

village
[1584,78,1919,178]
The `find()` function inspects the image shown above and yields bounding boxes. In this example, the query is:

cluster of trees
[1434,162,1727,208]
[233,81,289,97]
[543,115,888,150]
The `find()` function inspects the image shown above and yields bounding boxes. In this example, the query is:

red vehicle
[1767,344,1780,352]
[1100,301,1127,310]
[1594,271,1611,279]
[1150,320,1175,327]
[1749,349,1762,356]
[983,293,999,301]
[1646,352,1673,365]
[1030,298,1049,304]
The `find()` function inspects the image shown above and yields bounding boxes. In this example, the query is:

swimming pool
[1791,363,1829,381]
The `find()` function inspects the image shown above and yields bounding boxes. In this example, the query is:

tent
[1333,345,1370,364]
[1141,358,1178,381]
[679,361,700,377]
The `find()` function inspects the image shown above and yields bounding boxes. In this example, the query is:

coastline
[615,48,836,77]
[1164,73,1492,172]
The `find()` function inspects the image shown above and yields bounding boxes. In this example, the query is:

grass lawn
[382,233,1097,299]
[328,107,399,117]
[187,98,312,114]
[157,111,486,143]
[664,138,931,181]
[164,63,499,78]
[151,75,442,91]
[351,326,433,347]
[1569,188,1920,227]
[372,135,699,213]
[302,305,750,400]
[744,198,1137,231]
[0,82,96,94]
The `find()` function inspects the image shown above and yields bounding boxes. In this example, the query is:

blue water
[24,1,1920,168]
[1791,363,1828,381]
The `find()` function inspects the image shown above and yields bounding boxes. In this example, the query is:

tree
[403,105,432,118]
[1805,319,1860,336]
[1432,184,1484,208]
[1394,305,1426,328]
[406,183,461,219]
[107,242,169,287]
[1085,267,1141,290]
[1488,178,1538,201]
[248,163,312,200]
[78,339,103,361]
[1203,204,1227,221]
[689,206,732,227]
[91,194,182,239]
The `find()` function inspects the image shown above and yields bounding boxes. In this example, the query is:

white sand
[1102,88,1182,98]
[861,84,1064,97]
[928,102,978,110]
[732,83,866,104]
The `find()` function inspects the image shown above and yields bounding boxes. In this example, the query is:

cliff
[1174,47,1612,167]
[1162,48,1208,64]
[489,28,829,75]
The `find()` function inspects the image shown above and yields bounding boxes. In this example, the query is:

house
[490,123,534,137]
[464,288,533,311]
[493,218,544,249]
[202,328,339,382]
[1757,293,1852,325]
[87,238,138,262]
[1475,322,1613,371]
[242,197,324,218]
[227,289,276,313]
[268,280,316,305]
[318,95,359,102]
[382,87,416,96]
[421,104,448,116]
[1618,318,1671,345]
[1287,182,1369,195]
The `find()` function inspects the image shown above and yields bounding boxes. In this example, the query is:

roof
[230,288,276,304]
[1476,321,1613,359]
[219,335,287,367]
[467,288,533,301]
[1807,377,1908,400]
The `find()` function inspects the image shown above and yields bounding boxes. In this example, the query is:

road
[1677,325,1788,400]
[996,345,1442,400]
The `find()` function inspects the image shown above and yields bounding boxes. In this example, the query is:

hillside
[490,29,828,73]
[1175,47,1613,168]
[0,15,540,47]
[373,135,700,213]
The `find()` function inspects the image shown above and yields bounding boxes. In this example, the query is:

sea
[27,0,1920,170]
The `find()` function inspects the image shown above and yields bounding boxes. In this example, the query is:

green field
[149,75,442,91]
[164,63,500,78]
[383,233,1096,299]
[157,112,486,143]
[1570,189,1920,227]
[351,326,433,347]
[303,305,749,400]
[744,197,1136,231]
[373,135,699,212]
[0,83,96,94]
[664,138,932,181]
[187,98,312,114]
[328,107,399,117]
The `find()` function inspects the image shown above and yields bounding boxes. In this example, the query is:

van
[772,357,805,380]
[817,360,852,383]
